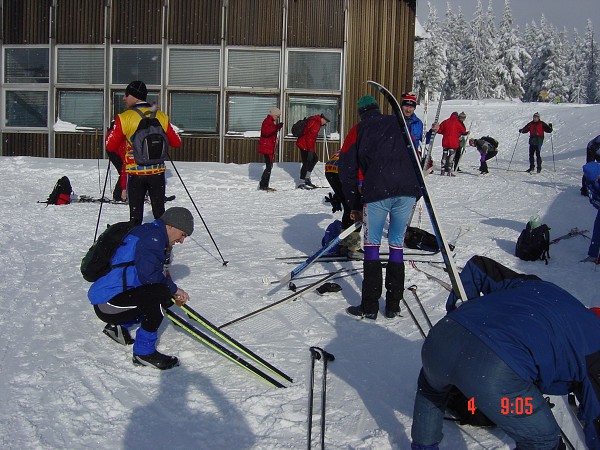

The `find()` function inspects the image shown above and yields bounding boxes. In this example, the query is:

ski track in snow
[0,99,597,449]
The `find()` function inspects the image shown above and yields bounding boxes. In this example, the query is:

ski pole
[507,133,521,171]
[307,347,322,450]
[93,158,113,242]
[551,133,556,172]
[407,285,433,329]
[166,152,229,266]
[320,348,335,450]
[401,297,426,338]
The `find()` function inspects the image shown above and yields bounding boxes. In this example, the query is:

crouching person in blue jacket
[88,207,194,370]
[411,255,600,450]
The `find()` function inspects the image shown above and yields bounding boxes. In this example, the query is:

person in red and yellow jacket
[519,112,553,173]
[106,81,181,225]
[296,113,330,188]
[257,107,284,191]
[430,112,467,176]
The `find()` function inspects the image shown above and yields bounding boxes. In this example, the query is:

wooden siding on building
[2,133,48,157]
[3,0,49,44]
[287,0,344,48]
[171,137,219,162]
[168,0,221,45]
[55,0,104,45]
[227,0,282,47]
[111,0,163,45]
[55,133,103,159]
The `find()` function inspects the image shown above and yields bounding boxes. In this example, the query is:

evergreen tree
[413,2,447,102]
[495,0,528,99]
[584,20,599,103]
[567,29,587,103]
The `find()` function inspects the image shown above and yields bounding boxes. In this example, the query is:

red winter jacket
[257,115,283,160]
[296,115,322,152]
[437,113,467,150]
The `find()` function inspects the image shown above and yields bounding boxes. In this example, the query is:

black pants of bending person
[127,173,166,226]
[259,154,273,189]
[94,283,173,333]
[299,149,319,180]
[107,151,124,201]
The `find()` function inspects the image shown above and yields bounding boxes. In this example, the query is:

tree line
[414,0,599,104]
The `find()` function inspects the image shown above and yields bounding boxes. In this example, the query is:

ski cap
[269,107,281,117]
[161,207,194,236]
[320,113,330,123]
[458,112,467,120]
[401,92,417,108]
[125,80,148,101]
[357,95,379,113]
[533,112,540,119]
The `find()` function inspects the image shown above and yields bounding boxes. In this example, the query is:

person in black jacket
[339,95,421,320]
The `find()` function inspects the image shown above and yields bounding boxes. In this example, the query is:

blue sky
[417,0,598,37]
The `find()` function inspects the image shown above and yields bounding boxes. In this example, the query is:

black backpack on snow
[291,117,309,138]
[404,227,455,253]
[45,176,72,205]
[80,222,136,282]
[515,222,551,264]
[480,136,499,149]
[130,108,169,166]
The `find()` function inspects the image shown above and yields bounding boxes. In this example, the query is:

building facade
[1,0,416,163]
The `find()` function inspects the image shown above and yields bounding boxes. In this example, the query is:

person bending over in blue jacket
[411,255,600,450]
[88,207,194,370]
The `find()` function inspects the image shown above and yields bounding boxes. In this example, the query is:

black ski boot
[384,262,405,319]
[132,351,179,370]
[103,324,135,346]
[350,260,383,320]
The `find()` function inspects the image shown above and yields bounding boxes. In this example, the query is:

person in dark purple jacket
[339,95,420,320]
[411,255,600,450]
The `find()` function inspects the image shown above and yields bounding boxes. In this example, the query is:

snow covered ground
[0,99,598,449]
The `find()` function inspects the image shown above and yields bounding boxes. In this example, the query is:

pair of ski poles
[307,346,335,450]
[507,132,556,172]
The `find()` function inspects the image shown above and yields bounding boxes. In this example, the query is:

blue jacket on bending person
[412,255,600,450]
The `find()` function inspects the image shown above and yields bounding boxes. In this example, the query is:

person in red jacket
[296,113,330,188]
[257,107,284,191]
[106,81,182,225]
[519,112,553,173]
[431,112,467,176]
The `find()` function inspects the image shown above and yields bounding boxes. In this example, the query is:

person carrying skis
[106,80,182,225]
[296,113,330,189]
[410,255,600,450]
[88,207,194,370]
[468,137,498,174]
[519,112,553,173]
[339,95,421,320]
[582,135,600,196]
[257,107,284,191]
[430,112,467,176]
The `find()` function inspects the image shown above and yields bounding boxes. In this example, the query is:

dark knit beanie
[357,95,379,114]
[161,207,194,236]
[125,80,148,101]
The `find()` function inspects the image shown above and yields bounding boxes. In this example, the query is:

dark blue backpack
[322,220,343,255]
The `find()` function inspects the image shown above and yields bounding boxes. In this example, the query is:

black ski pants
[127,173,166,226]
[259,154,273,189]
[107,151,124,201]
[94,283,173,333]
[299,149,318,180]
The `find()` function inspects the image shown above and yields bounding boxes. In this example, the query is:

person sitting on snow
[410,255,600,450]
[87,207,194,370]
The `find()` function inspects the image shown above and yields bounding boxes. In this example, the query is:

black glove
[324,192,342,213]
[277,122,284,130]
[519,128,525,133]
[548,123,553,131]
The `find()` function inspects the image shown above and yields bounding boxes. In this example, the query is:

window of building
[112,47,162,85]
[227,49,280,89]
[169,48,220,87]
[287,51,341,91]
[57,48,104,85]
[5,91,48,127]
[112,92,161,119]
[170,92,218,133]
[4,47,49,84]
[227,95,279,134]
[58,91,103,129]
[288,96,339,137]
